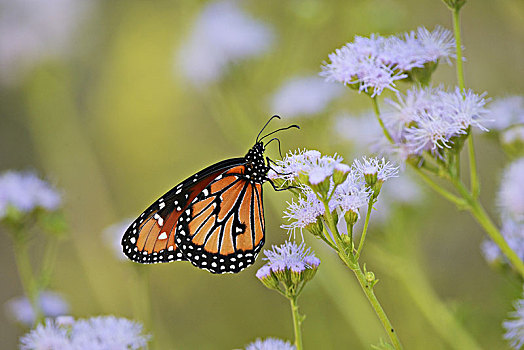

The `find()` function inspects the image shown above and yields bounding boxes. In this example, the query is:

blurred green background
[1,0,524,349]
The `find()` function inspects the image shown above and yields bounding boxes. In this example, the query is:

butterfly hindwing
[176,165,266,274]
[121,158,245,264]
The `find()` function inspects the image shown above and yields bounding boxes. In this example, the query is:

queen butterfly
[121,116,298,274]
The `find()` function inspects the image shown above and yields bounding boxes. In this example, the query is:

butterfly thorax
[244,142,269,184]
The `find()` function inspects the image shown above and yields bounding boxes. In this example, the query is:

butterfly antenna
[256,115,281,143]
[258,124,300,143]
[264,137,283,158]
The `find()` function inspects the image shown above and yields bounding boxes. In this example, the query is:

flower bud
[305,218,324,237]
[333,163,351,185]
[344,209,359,226]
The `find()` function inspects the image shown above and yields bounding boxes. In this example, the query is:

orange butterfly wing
[121,159,245,264]
[176,165,266,274]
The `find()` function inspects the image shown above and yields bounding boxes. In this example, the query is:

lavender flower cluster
[382,86,489,160]
[483,158,524,265]
[321,26,456,97]
[270,150,397,235]
[19,316,150,350]
[0,171,61,219]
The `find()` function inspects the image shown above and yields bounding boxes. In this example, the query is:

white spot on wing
[158,232,168,240]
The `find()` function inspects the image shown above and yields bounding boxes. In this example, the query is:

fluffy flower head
[320,26,455,96]
[0,171,61,219]
[245,337,295,350]
[504,288,524,349]
[5,291,69,327]
[498,158,524,224]
[262,241,320,274]
[176,0,273,86]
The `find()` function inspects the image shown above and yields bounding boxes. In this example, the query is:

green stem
[369,245,483,350]
[348,260,403,349]
[39,237,60,290]
[356,199,374,257]
[13,240,42,325]
[451,179,524,277]
[372,97,394,143]
[452,8,480,198]
[409,166,466,207]
[289,296,303,350]
[452,9,466,90]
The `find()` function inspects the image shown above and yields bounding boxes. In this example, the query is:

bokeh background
[1,0,524,348]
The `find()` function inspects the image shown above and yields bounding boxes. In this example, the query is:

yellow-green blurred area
[1,0,524,349]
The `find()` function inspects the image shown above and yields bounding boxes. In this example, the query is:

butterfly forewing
[176,165,266,274]
[121,158,245,264]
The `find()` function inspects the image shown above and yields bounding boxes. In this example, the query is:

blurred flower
[320,26,455,96]
[245,337,295,350]
[370,174,424,223]
[0,171,61,219]
[20,316,150,350]
[382,86,489,160]
[269,75,343,118]
[485,96,524,131]
[102,218,134,261]
[481,219,524,264]
[19,319,70,350]
[334,111,385,155]
[176,0,273,87]
[5,291,69,327]
[503,288,524,349]
[498,158,524,224]
[71,316,150,349]
[0,0,94,85]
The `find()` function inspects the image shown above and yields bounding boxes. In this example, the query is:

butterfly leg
[268,178,298,192]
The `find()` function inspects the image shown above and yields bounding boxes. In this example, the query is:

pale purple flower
[245,337,295,350]
[282,188,324,235]
[384,86,489,158]
[0,0,94,85]
[383,26,456,72]
[486,96,524,131]
[504,288,524,349]
[321,42,406,97]
[352,157,399,182]
[71,316,150,350]
[404,110,466,153]
[320,27,455,97]
[176,0,273,87]
[19,319,70,350]
[102,219,134,261]
[498,158,524,224]
[329,171,371,215]
[0,171,61,219]
[272,149,343,184]
[261,241,320,274]
[270,76,343,118]
[5,291,69,327]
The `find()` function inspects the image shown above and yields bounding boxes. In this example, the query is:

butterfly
[121,116,298,274]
